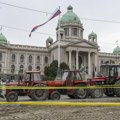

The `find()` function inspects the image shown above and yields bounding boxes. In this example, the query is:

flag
[29,8,61,37]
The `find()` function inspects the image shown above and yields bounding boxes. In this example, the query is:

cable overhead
[0,1,120,24]
[2,25,55,36]
[1,24,119,46]
[0,1,52,14]
[0,2,120,46]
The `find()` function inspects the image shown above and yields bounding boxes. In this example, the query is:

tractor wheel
[74,84,88,99]
[6,91,18,102]
[50,91,61,100]
[30,84,48,101]
[114,80,120,97]
[104,88,114,97]
[28,95,36,101]
[90,89,103,98]
[67,94,75,99]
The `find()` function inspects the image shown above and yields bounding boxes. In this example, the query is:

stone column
[69,51,72,70]
[94,52,98,77]
[88,52,91,76]
[4,51,8,74]
[25,54,28,71]
[33,54,36,70]
[84,55,86,67]
[95,52,98,67]
[65,52,68,64]
[6,50,10,74]
[16,53,19,74]
[41,55,44,74]
[76,51,79,70]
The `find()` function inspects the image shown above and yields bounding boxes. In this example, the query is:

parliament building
[0,5,120,80]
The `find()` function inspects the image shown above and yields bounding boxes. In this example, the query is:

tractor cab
[100,64,120,97]
[62,70,86,86]
[100,64,120,84]
[19,71,42,85]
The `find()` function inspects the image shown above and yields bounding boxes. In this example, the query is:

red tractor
[47,70,104,100]
[0,70,104,102]
[0,71,49,102]
[92,64,120,97]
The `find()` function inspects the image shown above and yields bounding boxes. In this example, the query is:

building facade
[0,5,120,80]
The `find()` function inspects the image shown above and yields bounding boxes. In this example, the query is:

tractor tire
[74,84,88,99]
[50,91,61,100]
[6,91,18,102]
[30,84,48,101]
[67,94,75,99]
[114,80,120,97]
[104,88,115,97]
[90,88,103,98]
[28,95,36,101]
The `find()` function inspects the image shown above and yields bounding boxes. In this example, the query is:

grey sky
[0,0,120,53]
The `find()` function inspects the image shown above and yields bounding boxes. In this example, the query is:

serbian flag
[29,8,61,37]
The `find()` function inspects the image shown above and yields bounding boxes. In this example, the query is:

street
[0,95,120,120]
[1,95,120,102]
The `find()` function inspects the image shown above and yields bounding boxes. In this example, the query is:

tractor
[47,70,104,100]
[0,70,104,102]
[0,71,48,102]
[93,64,120,97]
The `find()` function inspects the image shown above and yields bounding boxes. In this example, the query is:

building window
[36,66,40,71]
[101,60,103,64]
[64,28,69,36]
[19,65,24,74]
[0,64,2,72]
[72,28,78,36]
[11,64,15,73]
[20,55,24,63]
[28,65,32,71]
[0,53,2,61]
[12,54,16,62]
[45,56,48,64]
[29,55,32,63]
[37,56,40,63]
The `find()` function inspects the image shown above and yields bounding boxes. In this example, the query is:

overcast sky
[0,0,120,53]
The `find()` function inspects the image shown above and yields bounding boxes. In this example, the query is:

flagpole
[58,6,60,68]
[56,6,61,80]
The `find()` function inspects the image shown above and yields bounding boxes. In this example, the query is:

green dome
[60,5,80,24]
[89,31,97,37]
[113,46,120,55]
[57,28,64,32]
[0,33,7,44]
[46,36,53,43]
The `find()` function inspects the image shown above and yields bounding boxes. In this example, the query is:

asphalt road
[0,95,120,120]
[0,95,120,102]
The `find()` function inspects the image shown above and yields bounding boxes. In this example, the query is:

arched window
[0,53,2,61]
[19,65,24,73]
[45,56,48,64]
[12,54,16,62]
[36,66,40,71]
[29,55,32,63]
[20,55,24,62]
[37,56,40,63]
[28,65,32,71]
[0,64,2,72]
[11,64,15,73]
